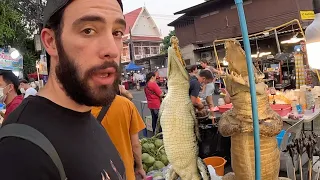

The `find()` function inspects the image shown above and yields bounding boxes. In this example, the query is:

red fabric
[4,95,23,120]
[144,82,162,109]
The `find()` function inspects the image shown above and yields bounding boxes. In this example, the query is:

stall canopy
[125,61,143,71]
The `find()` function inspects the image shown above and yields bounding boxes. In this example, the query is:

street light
[305,0,320,69]
[5,46,20,59]
[9,48,20,59]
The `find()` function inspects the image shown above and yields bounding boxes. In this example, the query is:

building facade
[121,7,163,63]
[169,0,314,65]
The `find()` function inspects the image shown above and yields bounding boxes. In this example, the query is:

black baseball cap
[43,0,123,26]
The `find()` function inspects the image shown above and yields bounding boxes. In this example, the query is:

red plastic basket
[270,104,292,117]
[218,104,233,113]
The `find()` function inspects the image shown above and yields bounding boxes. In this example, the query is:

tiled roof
[124,7,142,35]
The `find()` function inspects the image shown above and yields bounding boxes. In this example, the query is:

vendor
[189,65,204,110]
[198,70,216,118]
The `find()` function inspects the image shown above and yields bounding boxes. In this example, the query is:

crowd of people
[0,71,38,120]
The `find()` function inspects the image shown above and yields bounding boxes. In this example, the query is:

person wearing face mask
[19,79,38,98]
[0,70,23,120]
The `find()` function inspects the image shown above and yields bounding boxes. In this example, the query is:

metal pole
[234,0,261,179]
[274,29,281,53]
[129,27,135,62]
[36,61,41,88]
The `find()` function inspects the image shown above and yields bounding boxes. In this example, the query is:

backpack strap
[96,104,111,123]
[0,124,67,180]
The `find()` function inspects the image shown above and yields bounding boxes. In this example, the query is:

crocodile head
[225,39,249,78]
[224,39,266,96]
[167,36,189,82]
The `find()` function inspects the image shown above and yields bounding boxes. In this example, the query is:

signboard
[38,54,48,75]
[0,49,23,71]
[300,10,315,20]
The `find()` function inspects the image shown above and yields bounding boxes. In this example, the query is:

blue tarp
[125,61,143,71]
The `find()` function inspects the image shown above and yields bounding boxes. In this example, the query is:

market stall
[144,2,320,179]
[207,16,320,179]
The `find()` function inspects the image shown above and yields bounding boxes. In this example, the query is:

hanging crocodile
[219,39,283,180]
[156,36,210,180]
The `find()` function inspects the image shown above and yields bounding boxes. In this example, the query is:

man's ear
[41,28,58,58]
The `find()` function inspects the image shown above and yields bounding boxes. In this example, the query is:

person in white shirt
[19,79,38,98]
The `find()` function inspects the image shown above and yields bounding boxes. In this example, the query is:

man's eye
[82,28,95,35]
[113,31,124,38]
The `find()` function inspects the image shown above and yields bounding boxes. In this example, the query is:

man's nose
[98,34,120,60]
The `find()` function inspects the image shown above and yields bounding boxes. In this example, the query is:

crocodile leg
[197,157,211,180]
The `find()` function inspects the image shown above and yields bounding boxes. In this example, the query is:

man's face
[0,76,11,96]
[46,0,125,106]
[19,83,25,90]
[198,76,206,84]
[193,68,198,74]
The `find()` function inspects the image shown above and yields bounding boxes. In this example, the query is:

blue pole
[234,0,261,179]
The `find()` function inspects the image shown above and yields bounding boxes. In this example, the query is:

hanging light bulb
[306,0,320,69]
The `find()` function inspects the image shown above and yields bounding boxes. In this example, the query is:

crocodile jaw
[224,39,266,96]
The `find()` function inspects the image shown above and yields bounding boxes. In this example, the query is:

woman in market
[144,72,165,134]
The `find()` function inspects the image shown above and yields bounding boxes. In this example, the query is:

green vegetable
[145,156,155,167]
[142,143,150,150]
[148,166,154,172]
[153,172,164,179]
[143,164,148,172]
[153,161,165,170]
[160,149,166,154]
[142,153,150,162]
[140,138,148,144]
[161,155,169,166]
[149,143,155,150]
[154,139,163,148]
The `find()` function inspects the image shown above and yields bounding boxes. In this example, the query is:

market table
[282,108,320,132]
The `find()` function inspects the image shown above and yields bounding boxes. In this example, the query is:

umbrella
[125,61,143,71]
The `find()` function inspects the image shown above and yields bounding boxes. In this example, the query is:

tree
[0,0,24,46]
[0,0,39,76]
[11,0,46,34]
[161,30,175,54]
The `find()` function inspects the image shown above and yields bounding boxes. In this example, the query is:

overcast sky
[122,0,205,37]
